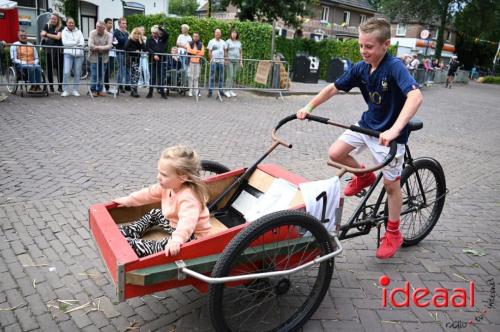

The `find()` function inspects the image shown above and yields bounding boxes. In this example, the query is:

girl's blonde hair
[129,27,142,42]
[161,146,208,205]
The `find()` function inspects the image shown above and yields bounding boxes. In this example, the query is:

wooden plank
[126,236,317,286]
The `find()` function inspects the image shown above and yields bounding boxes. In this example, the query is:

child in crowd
[297,17,423,259]
[113,146,211,257]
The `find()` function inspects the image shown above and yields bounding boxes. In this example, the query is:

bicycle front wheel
[399,158,446,247]
[208,210,334,332]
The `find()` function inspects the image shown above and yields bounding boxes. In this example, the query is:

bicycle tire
[201,160,230,178]
[208,210,334,332]
[398,158,446,247]
[6,67,18,94]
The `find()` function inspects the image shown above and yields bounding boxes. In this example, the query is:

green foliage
[454,0,500,42]
[126,14,397,80]
[481,76,500,84]
[60,0,79,26]
[220,0,318,28]
[455,33,499,70]
[379,0,462,60]
[169,0,199,17]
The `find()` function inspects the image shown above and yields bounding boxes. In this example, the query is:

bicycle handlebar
[271,114,398,175]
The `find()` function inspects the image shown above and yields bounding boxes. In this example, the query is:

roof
[322,0,377,13]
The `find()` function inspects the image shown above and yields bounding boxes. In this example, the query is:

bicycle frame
[338,144,429,241]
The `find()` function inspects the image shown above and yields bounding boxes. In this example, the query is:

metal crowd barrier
[0,43,291,101]
[412,68,470,86]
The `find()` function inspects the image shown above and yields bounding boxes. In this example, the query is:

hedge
[480,76,500,84]
[124,14,397,80]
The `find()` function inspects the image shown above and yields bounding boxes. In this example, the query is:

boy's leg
[376,178,404,259]
[363,138,405,259]
[333,130,377,196]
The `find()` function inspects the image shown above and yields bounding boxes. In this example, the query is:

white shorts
[338,127,406,181]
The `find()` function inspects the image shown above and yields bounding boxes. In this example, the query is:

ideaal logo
[379,275,475,308]
[378,275,496,329]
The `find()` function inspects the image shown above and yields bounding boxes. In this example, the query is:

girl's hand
[112,197,129,207]
[165,240,181,257]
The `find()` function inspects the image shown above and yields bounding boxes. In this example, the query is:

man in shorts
[297,17,423,259]
[445,56,460,88]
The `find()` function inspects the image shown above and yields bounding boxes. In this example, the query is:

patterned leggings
[119,208,185,257]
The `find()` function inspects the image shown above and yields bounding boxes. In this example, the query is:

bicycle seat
[408,119,423,132]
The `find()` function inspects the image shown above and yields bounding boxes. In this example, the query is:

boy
[297,17,423,259]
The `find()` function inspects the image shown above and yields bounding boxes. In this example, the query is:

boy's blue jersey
[334,53,418,144]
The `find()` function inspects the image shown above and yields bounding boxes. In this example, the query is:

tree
[169,0,199,17]
[219,0,318,28]
[54,0,79,25]
[379,0,466,60]
[454,0,500,41]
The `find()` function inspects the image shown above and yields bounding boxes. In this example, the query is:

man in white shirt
[207,29,227,97]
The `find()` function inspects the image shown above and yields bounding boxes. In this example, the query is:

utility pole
[271,20,276,60]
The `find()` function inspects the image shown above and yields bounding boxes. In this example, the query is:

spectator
[432,58,440,70]
[146,25,168,99]
[176,24,192,87]
[138,26,150,88]
[88,21,112,97]
[445,56,460,89]
[104,18,116,93]
[0,40,8,101]
[406,54,420,76]
[470,65,478,80]
[207,28,227,98]
[124,27,145,98]
[423,58,434,85]
[186,32,205,97]
[10,30,43,92]
[225,29,242,97]
[166,46,182,94]
[61,17,85,97]
[41,13,64,93]
[114,17,129,93]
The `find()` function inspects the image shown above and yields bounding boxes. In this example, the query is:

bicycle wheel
[201,160,230,178]
[398,158,446,247]
[6,67,18,94]
[208,210,334,332]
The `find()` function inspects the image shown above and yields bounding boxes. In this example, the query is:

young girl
[113,146,211,257]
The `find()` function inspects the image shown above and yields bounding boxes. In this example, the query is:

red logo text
[379,275,475,308]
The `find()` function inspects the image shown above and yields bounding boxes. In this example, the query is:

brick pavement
[0,82,499,331]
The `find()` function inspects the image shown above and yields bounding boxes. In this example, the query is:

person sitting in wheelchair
[10,30,43,92]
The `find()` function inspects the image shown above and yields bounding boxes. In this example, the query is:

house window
[321,6,329,22]
[360,14,367,24]
[343,11,350,25]
[17,0,36,7]
[396,23,406,36]
[446,30,452,41]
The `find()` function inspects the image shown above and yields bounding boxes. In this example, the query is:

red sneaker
[343,171,376,196]
[376,230,403,259]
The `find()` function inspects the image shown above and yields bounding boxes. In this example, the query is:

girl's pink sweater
[118,184,211,244]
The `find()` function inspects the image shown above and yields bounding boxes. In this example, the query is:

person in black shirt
[114,17,130,93]
[145,25,168,99]
[445,56,460,89]
[124,28,145,97]
[41,13,64,92]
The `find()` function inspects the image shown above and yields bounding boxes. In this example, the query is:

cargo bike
[89,114,446,331]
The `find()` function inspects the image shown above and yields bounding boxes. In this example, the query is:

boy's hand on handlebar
[296,108,310,120]
[379,128,400,146]
[165,240,181,257]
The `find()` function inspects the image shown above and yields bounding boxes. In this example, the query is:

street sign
[420,29,430,39]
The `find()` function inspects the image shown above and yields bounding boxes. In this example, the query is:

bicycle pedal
[355,189,367,198]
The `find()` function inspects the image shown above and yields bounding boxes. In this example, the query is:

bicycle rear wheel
[398,158,446,247]
[201,160,230,178]
[208,210,334,332]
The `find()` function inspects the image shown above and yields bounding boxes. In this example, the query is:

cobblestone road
[0,82,499,331]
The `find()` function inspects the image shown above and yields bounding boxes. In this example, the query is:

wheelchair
[6,60,49,97]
